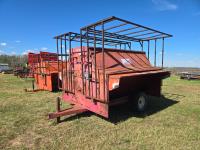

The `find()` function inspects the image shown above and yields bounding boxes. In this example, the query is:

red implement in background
[28,51,60,91]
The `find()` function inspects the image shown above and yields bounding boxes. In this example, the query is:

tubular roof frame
[80,16,172,41]
[54,32,131,46]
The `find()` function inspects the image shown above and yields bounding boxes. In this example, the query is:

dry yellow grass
[0,74,200,149]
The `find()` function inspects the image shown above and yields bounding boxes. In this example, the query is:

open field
[0,74,200,149]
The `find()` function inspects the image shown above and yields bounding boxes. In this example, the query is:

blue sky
[0,0,200,67]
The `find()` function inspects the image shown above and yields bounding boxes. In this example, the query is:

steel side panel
[35,74,55,91]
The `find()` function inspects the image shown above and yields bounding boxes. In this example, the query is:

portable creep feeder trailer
[28,52,40,78]
[28,51,60,92]
[49,16,172,122]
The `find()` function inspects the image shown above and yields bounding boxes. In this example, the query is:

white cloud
[15,40,21,43]
[40,47,48,51]
[152,0,178,11]
[22,48,41,55]
[22,49,36,55]
[0,42,7,46]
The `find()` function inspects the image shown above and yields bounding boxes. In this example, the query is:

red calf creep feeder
[49,16,172,122]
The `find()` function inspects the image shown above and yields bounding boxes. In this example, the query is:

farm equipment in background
[26,51,60,92]
[178,72,200,80]
[0,63,12,74]
[13,65,29,78]
[12,53,36,78]
[48,16,172,122]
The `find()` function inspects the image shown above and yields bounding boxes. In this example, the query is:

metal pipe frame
[102,22,106,100]
[55,32,131,46]
[93,26,98,98]
[154,39,157,67]
[56,38,60,89]
[86,28,91,97]
[80,30,84,94]
[54,16,172,103]
[162,38,165,68]
[81,16,172,41]
[148,40,150,60]
[64,35,68,92]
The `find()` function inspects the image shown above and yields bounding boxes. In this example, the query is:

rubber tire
[133,92,148,112]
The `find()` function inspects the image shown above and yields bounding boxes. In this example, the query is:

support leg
[56,97,61,123]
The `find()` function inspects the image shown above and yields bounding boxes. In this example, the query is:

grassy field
[0,74,200,149]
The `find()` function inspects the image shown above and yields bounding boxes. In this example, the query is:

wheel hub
[138,96,145,110]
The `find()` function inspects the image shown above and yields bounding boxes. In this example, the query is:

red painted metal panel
[28,51,60,91]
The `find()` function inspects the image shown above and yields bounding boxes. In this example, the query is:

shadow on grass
[107,94,181,124]
[59,93,183,124]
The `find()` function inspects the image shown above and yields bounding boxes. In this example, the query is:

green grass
[0,74,200,149]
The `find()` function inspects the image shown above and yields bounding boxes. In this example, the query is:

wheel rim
[138,96,146,110]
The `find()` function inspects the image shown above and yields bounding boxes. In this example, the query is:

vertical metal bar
[69,33,72,92]
[56,97,61,123]
[162,38,165,68]
[86,28,90,97]
[60,38,63,90]
[106,74,109,103]
[141,41,143,51]
[56,38,60,89]
[47,53,50,76]
[102,22,105,100]
[39,53,41,75]
[94,26,97,99]
[80,30,84,94]
[154,39,157,67]
[72,34,75,94]
[65,35,68,92]
[148,40,150,60]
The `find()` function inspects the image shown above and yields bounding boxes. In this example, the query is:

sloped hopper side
[93,48,171,102]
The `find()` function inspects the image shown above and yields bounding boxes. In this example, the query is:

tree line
[0,55,27,68]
